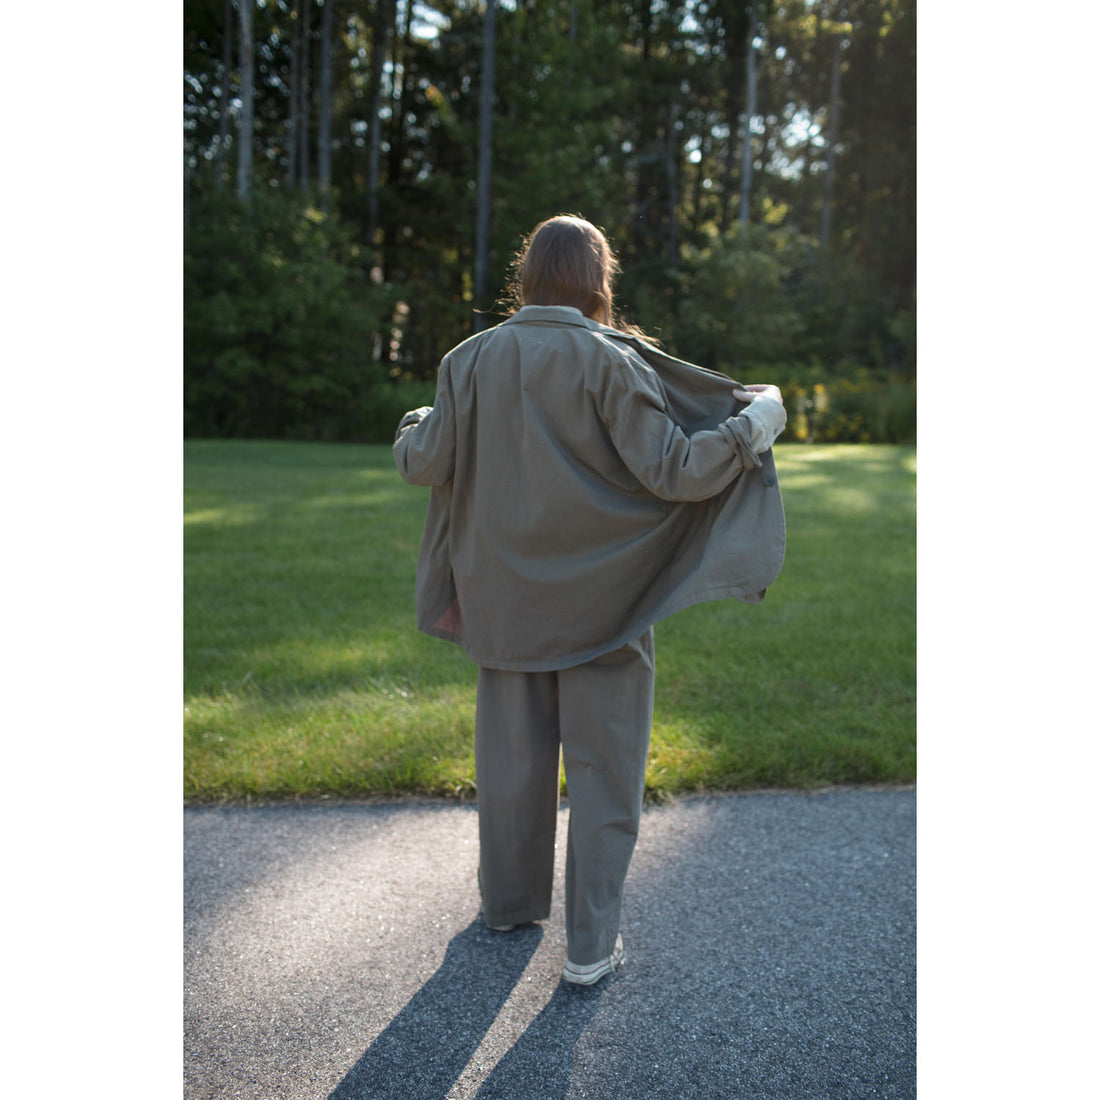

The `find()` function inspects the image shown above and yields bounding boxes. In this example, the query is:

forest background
[184,0,916,445]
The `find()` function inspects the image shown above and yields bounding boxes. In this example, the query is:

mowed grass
[184,440,915,801]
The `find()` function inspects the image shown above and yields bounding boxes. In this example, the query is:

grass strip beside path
[184,441,915,801]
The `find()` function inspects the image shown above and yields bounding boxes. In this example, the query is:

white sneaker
[562,934,624,985]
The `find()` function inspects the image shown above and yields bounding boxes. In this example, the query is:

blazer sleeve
[393,358,457,487]
[597,350,763,503]
[738,396,787,454]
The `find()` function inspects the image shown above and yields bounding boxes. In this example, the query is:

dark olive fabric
[394,305,786,671]
[474,630,655,964]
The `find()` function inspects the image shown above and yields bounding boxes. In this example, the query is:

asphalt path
[184,788,915,1099]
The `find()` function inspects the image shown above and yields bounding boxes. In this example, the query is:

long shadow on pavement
[474,981,605,1099]
[327,920,542,1100]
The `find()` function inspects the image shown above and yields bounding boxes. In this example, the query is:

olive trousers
[474,630,655,966]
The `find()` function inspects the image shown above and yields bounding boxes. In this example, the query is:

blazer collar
[501,305,596,329]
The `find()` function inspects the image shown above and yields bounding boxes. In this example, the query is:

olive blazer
[394,305,786,671]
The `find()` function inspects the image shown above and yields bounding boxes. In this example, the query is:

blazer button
[763,474,777,486]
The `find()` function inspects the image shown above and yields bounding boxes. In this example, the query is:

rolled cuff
[738,397,787,453]
[395,406,432,440]
[718,415,765,471]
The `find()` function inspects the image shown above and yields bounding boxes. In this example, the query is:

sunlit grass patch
[184,682,478,800]
[185,440,914,800]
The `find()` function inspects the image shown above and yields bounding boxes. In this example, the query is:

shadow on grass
[185,441,915,795]
[186,441,440,700]
[185,438,414,518]
[326,920,543,1100]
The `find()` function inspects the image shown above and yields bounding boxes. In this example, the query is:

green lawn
[184,440,915,801]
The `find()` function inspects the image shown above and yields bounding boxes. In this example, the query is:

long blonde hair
[507,215,649,338]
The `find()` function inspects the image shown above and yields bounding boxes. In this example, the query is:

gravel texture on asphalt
[185,788,915,1099]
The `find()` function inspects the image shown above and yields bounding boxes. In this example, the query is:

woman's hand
[732,383,783,406]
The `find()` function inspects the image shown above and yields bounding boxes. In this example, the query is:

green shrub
[184,200,914,445]
[613,224,916,444]
[360,376,439,443]
[185,191,407,441]
[634,222,809,376]
[779,370,915,444]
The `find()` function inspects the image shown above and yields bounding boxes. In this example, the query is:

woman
[394,214,786,985]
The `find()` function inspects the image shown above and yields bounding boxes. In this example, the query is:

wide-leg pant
[474,630,655,966]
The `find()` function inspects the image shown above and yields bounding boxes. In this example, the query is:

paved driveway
[184,788,915,1099]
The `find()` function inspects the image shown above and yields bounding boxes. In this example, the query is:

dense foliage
[184,0,915,443]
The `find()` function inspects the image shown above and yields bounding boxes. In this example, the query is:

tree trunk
[184,148,192,227]
[820,30,843,252]
[632,0,654,257]
[366,0,392,261]
[797,6,822,223]
[214,0,233,189]
[666,102,679,265]
[287,0,300,187]
[690,120,708,235]
[386,1,412,192]
[381,1,412,284]
[318,0,334,204]
[738,0,759,228]
[298,0,311,189]
[718,125,735,231]
[473,0,498,333]
[237,0,254,201]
